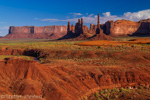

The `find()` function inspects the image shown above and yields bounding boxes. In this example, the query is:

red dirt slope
[1,57,150,100]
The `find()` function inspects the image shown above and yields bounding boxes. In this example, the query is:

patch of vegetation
[0,55,32,61]
[87,86,150,100]
[98,46,102,49]
[0,38,150,66]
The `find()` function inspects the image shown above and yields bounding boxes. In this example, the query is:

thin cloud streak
[0,26,9,30]
[41,19,66,22]
[69,13,83,17]
[69,9,150,24]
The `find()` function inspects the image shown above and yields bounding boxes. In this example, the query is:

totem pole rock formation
[65,13,111,40]
[90,24,94,30]
[81,18,84,34]
[74,19,84,35]
[6,13,150,40]
[96,13,100,34]
[67,21,71,34]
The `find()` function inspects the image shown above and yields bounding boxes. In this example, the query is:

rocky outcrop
[133,19,150,36]
[103,19,150,36]
[4,15,150,39]
[63,13,111,40]
[9,26,34,34]
[103,20,139,36]
[5,26,67,39]
[96,13,101,34]
[75,19,84,35]
[89,13,112,40]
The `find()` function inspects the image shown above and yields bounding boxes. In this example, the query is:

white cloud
[122,9,150,21]
[0,26,9,30]
[88,14,94,17]
[103,12,111,17]
[40,9,150,24]
[66,18,78,22]
[0,26,9,36]
[69,13,83,17]
[67,9,150,24]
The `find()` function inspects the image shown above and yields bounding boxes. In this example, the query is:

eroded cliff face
[104,20,140,36]
[6,26,67,39]
[34,26,67,34]
[9,26,34,34]
[134,19,150,35]
[103,19,150,36]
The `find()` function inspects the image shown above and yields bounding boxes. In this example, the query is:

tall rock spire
[90,24,94,30]
[81,18,83,28]
[71,24,75,33]
[96,13,100,34]
[81,18,84,34]
[78,19,81,24]
[67,21,71,33]
[97,13,100,28]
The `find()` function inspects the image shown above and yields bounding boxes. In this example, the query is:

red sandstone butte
[103,19,150,36]
[3,15,150,39]
[4,26,67,39]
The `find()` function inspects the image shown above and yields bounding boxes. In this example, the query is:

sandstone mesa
[3,14,150,39]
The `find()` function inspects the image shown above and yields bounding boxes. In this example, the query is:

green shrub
[96,92,99,97]
[97,98,102,100]
[98,46,101,49]
[15,53,20,56]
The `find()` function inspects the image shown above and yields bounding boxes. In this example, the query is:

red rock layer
[5,26,67,39]
[3,18,150,39]
[103,19,150,36]
[0,57,150,100]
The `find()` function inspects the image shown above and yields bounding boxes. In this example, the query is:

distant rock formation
[133,19,150,36]
[5,26,67,39]
[3,14,150,40]
[62,14,150,38]
[60,13,111,40]
[102,19,150,36]
[102,20,139,36]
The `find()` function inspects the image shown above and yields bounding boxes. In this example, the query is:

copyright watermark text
[0,94,42,99]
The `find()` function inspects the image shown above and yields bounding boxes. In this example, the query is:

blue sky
[0,0,150,36]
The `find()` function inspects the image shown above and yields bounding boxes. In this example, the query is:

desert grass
[87,86,150,100]
[0,37,150,66]
[0,55,32,60]
[76,39,150,47]
[0,37,149,52]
